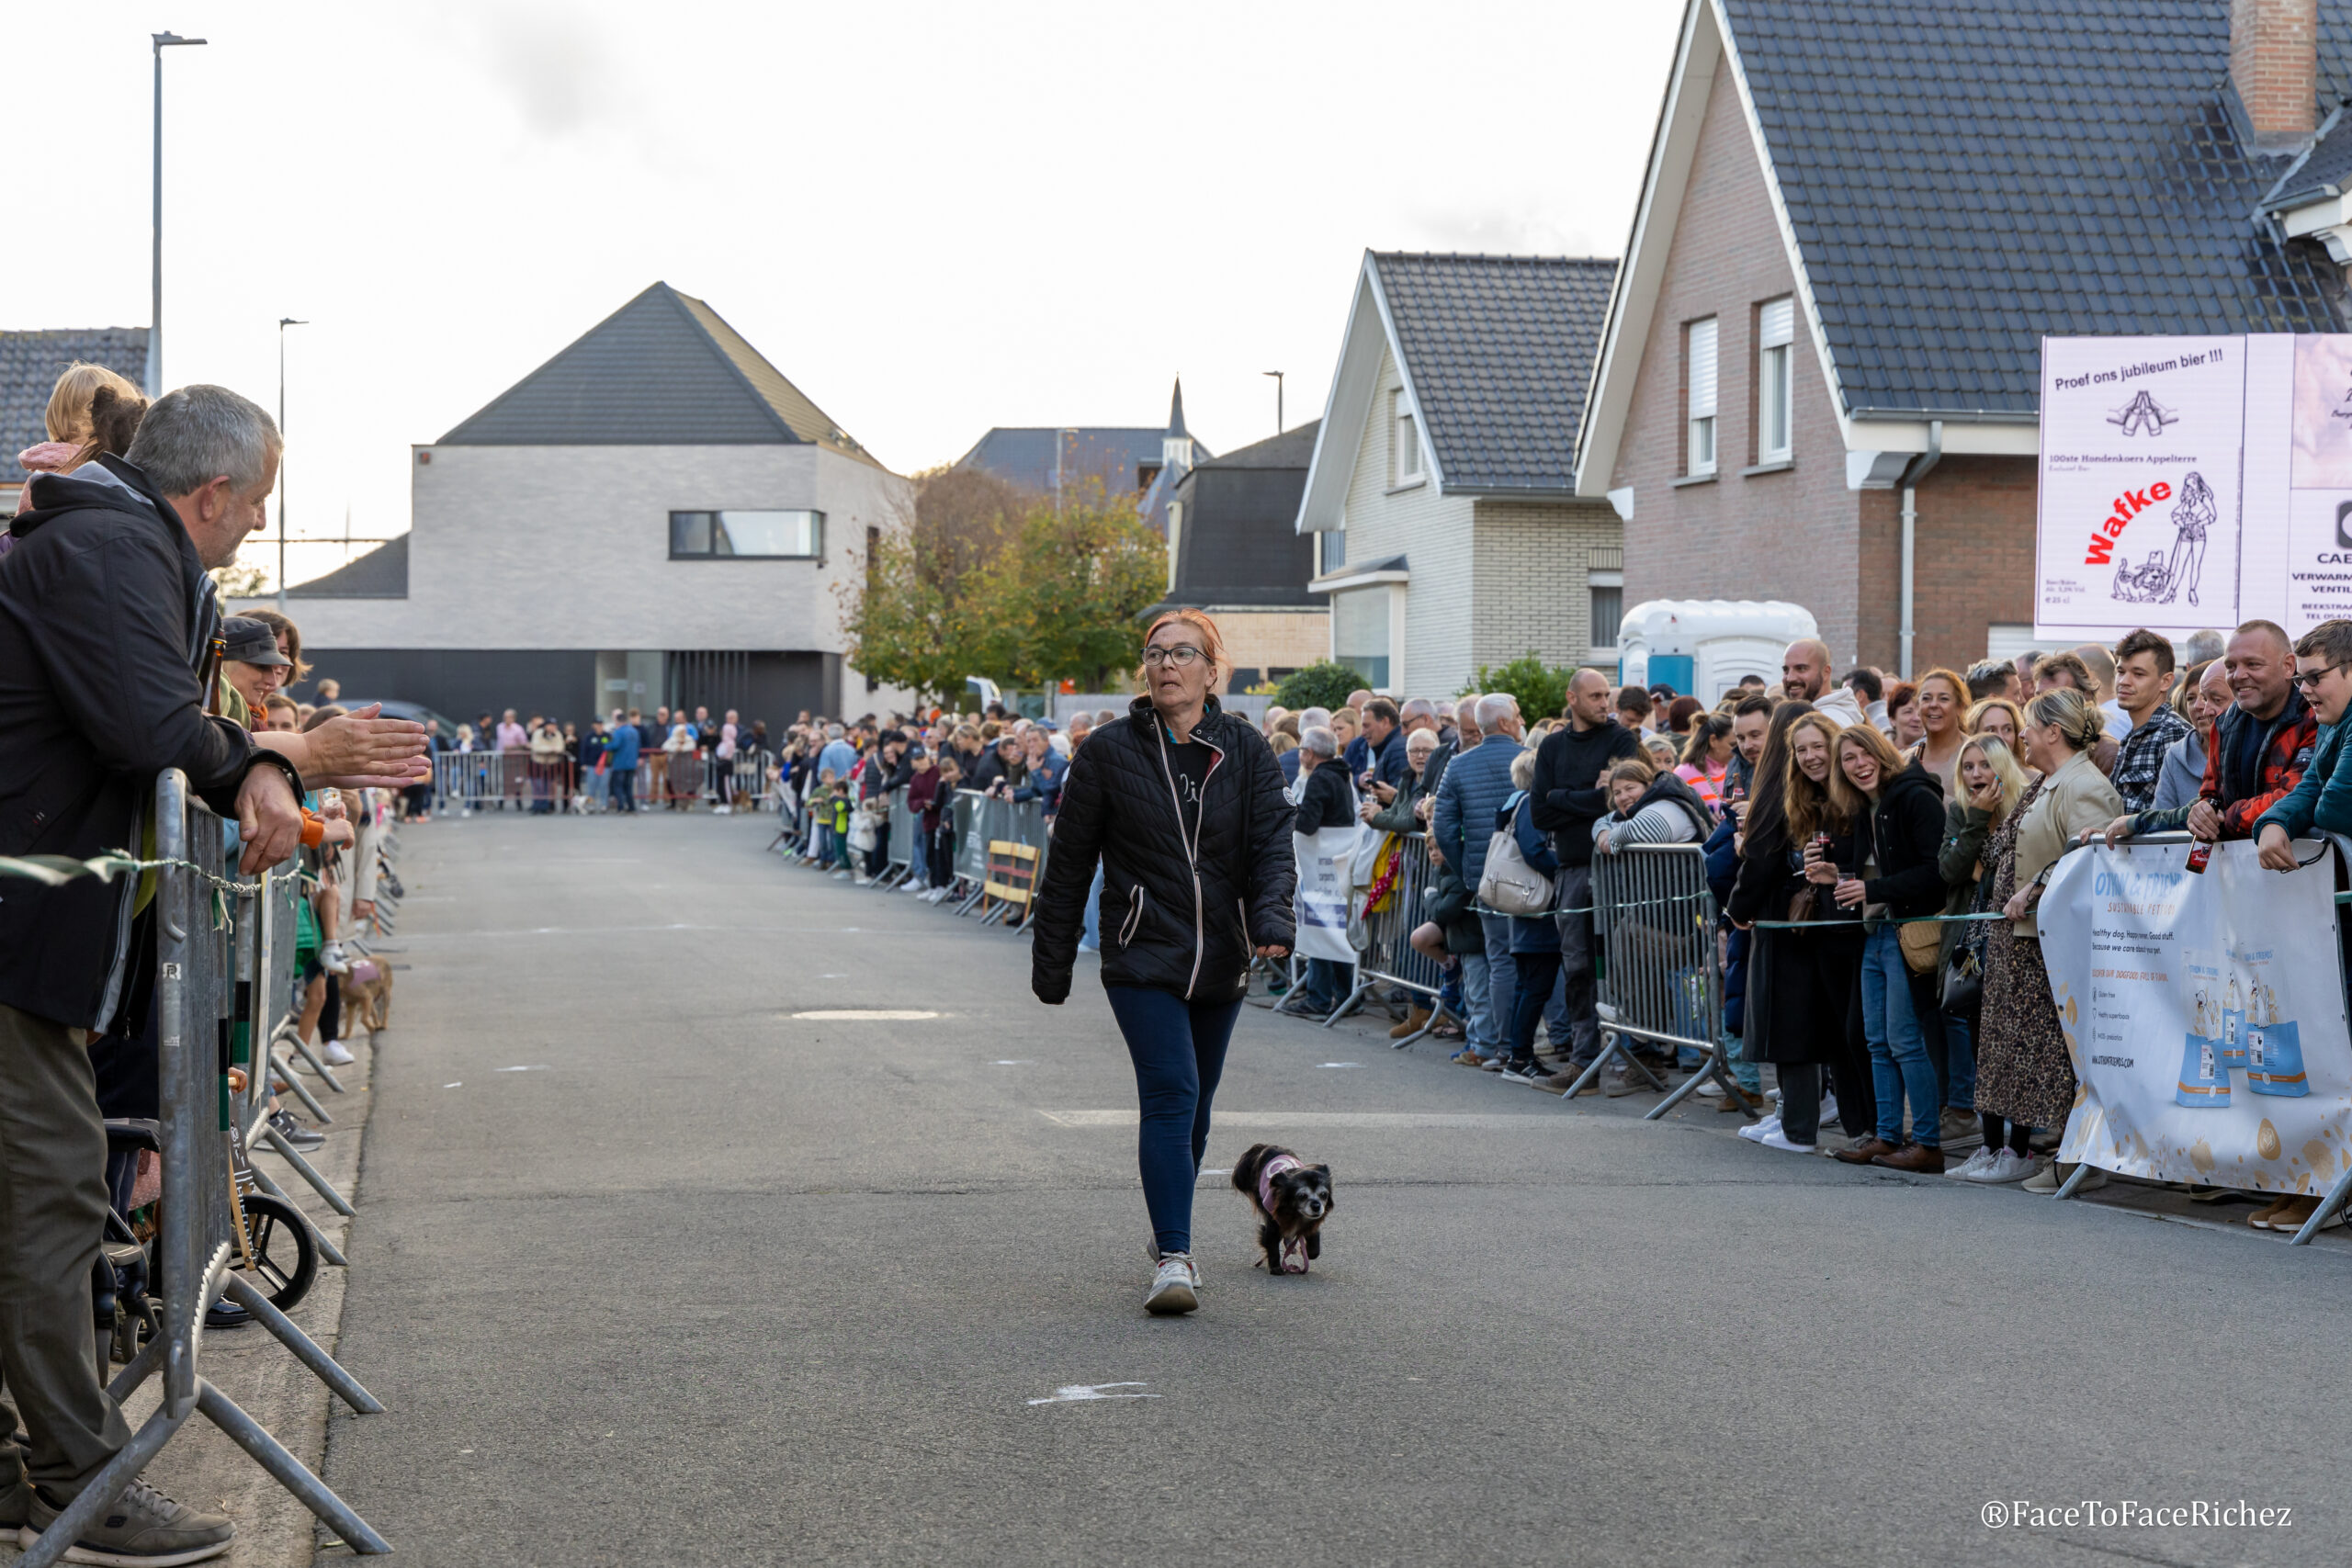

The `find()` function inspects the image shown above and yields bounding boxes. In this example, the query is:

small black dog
[1232,1142,1333,1274]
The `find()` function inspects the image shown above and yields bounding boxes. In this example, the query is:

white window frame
[1391,388,1423,487]
[1686,318,1718,477]
[1757,298,1794,465]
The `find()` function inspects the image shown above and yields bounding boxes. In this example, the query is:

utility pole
[277,318,307,610]
[1262,370,1284,434]
[148,31,208,397]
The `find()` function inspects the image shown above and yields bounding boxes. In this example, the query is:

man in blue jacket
[1433,693,1525,1066]
[605,708,641,812]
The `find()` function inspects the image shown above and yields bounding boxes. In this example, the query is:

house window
[1589,585,1623,648]
[1757,298,1794,464]
[1391,389,1422,485]
[1322,528,1346,574]
[1335,587,1391,688]
[669,510,824,559]
[1686,318,1717,476]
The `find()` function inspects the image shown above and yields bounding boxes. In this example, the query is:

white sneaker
[1694,1079,1726,1099]
[715,805,731,815]
[1145,1253,1200,1315]
[322,1039,356,1066]
[1817,1092,1838,1122]
[1978,1148,2036,1184]
[1946,1145,1998,1180]
[1758,1128,1816,1154]
[1738,1113,1783,1144]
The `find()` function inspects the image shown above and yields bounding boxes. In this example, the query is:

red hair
[1143,607,1227,687]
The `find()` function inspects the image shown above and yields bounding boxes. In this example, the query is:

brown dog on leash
[340,955,393,1035]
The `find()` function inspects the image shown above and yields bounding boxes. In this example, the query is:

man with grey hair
[1278,725,1357,1018]
[817,722,858,780]
[1280,705,1334,786]
[0,383,334,1561]
[1433,694,1528,1066]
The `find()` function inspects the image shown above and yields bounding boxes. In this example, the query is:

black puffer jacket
[1857,756,1948,922]
[1032,695,1295,1005]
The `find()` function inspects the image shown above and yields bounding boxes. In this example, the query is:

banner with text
[2041,839,2352,1192]
[2037,333,2352,637]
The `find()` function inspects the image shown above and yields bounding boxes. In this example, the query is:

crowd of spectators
[1,366,431,1559]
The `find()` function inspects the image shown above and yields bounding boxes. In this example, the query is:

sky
[12,1,1684,589]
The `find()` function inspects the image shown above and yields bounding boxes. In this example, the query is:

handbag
[1939,871,1993,1012]
[1477,793,1555,917]
[1898,916,1942,975]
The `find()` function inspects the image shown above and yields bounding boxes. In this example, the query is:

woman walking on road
[1031,609,1295,1315]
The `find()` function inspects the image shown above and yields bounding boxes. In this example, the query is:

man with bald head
[1781,638,1866,728]
[1528,668,1644,1087]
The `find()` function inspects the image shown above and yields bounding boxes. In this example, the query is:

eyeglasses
[2291,664,2347,691]
[1141,645,1206,668]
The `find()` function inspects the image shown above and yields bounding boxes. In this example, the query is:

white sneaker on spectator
[1738,1114,1783,1144]
[1758,1128,1815,1154]
[1144,1253,1199,1315]
[1694,1079,1726,1099]
[1946,1145,1998,1180]
[322,1039,355,1067]
[1817,1091,1838,1122]
[1977,1149,2035,1184]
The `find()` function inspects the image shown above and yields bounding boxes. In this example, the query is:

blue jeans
[1474,914,1518,1057]
[609,767,636,812]
[1295,958,1351,1013]
[1080,865,1103,951]
[1941,1008,1976,1110]
[1861,924,1939,1147]
[1104,987,1241,1257]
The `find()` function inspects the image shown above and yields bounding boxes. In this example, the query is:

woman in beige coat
[1971,690,2122,1183]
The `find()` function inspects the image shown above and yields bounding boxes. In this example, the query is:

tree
[966,482,1166,690]
[836,471,1164,700]
[1462,653,1580,724]
[1272,661,1363,711]
[209,561,269,599]
[835,466,1031,705]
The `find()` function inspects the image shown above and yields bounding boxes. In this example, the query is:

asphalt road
[320,812,2352,1568]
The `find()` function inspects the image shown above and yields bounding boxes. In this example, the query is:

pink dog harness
[1257,1153,1311,1274]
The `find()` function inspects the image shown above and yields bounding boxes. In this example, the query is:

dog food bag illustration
[2245,983,2309,1098]
[2177,1030,2231,1109]
[2220,975,2246,1067]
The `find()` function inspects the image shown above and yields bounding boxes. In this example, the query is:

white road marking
[1318,1062,1363,1069]
[1028,1382,1159,1405]
[791,1010,941,1021]
[493,1066,549,1072]
[991,1059,1033,1066]
[442,1083,462,1089]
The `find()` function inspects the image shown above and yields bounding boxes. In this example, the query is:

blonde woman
[1905,668,1971,794]
[1939,735,2030,1179]
[1973,691,2122,1187]
[1962,696,2026,759]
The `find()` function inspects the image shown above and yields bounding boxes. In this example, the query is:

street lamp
[1263,370,1284,434]
[277,318,307,610]
[148,31,208,398]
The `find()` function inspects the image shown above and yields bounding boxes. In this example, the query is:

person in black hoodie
[1030,610,1294,1317]
[1527,670,1643,1086]
[1728,705,1871,1153]
[1822,724,1951,1172]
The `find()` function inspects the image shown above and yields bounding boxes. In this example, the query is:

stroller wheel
[234,1192,321,1312]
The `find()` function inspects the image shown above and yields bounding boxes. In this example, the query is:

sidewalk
[1,1029,383,1567]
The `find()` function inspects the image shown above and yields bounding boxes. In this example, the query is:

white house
[240,282,911,728]
[1292,251,1623,697]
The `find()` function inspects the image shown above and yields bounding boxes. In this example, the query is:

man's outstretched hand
[258,702,432,789]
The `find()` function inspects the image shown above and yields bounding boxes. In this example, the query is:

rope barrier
[0,850,298,899]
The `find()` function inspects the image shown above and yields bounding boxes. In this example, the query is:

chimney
[2233,0,2319,151]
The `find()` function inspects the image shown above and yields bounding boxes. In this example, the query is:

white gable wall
[1335,343,1472,695]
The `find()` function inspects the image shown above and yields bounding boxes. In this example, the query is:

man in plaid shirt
[2106,627,2192,814]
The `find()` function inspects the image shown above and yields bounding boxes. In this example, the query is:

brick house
[1294,252,1623,697]
[1573,0,2352,675]
[1154,420,1328,690]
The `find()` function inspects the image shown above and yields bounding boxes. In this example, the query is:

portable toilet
[1615,601,1821,700]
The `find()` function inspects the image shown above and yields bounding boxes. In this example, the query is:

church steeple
[1161,377,1194,481]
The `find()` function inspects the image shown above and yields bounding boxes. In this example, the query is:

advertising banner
[2040,839,2352,1192]
[2037,333,2352,637]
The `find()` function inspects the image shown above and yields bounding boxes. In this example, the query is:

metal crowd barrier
[1328,832,1456,1044]
[23,773,390,1566]
[1562,840,1744,1119]
[879,788,918,885]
